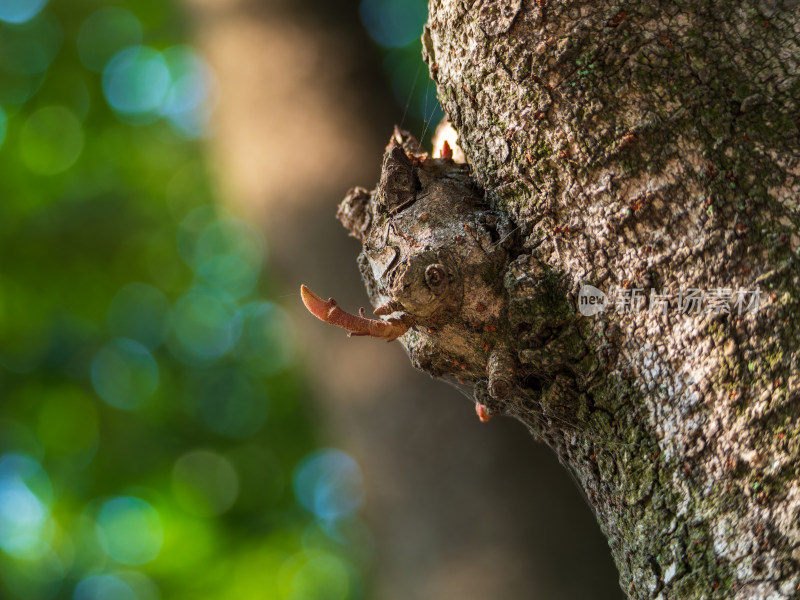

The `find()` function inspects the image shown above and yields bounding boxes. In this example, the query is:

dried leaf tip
[300,284,336,322]
[475,403,492,423]
[300,284,411,341]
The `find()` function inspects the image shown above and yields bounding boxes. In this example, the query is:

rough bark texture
[335,1,800,598]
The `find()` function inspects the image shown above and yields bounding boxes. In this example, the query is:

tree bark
[336,1,800,598]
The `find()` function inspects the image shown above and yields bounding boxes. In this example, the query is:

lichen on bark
[331,1,800,598]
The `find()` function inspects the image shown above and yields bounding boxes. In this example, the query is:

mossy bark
[415,1,800,598]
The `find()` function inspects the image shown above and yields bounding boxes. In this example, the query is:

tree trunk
[332,1,800,598]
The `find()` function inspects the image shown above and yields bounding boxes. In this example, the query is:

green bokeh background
[0,0,433,598]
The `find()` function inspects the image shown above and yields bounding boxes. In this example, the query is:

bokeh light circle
[0,0,48,24]
[293,450,364,523]
[90,338,159,411]
[73,574,137,600]
[169,287,241,365]
[121,570,161,600]
[237,302,296,375]
[176,205,216,267]
[107,283,171,350]
[171,450,239,517]
[160,46,214,138]
[194,217,264,267]
[193,217,264,298]
[317,516,374,563]
[196,255,257,299]
[0,15,62,75]
[77,8,142,73]
[102,46,170,120]
[184,367,268,438]
[19,106,84,175]
[72,571,159,600]
[0,453,53,559]
[359,0,428,47]
[95,497,163,565]
[289,554,351,600]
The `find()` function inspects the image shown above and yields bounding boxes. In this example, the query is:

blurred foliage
[359,0,442,139]
[0,1,375,598]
